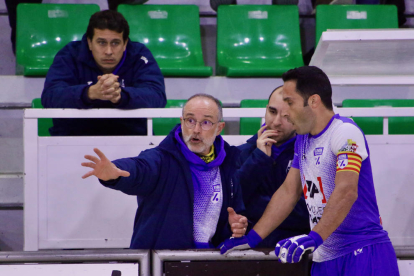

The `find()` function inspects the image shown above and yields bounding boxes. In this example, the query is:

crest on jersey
[337,154,348,169]
[211,184,221,203]
[339,139,358,153]
[314,147,324,156]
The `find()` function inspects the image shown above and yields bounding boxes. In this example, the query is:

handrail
[0,249,150,276]
[23,107,414,118]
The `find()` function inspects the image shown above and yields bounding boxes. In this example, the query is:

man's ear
[87,37,92,51]
[123,38,128,51]
[216,122,225,136]
[309,95,320,108]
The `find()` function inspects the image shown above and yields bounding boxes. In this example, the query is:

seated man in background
[234,86,310,248]
[81,94,247,249]
[41,10,166,136]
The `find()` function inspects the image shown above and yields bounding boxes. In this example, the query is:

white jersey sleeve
[330,123,368,174]
[330,123,368,160]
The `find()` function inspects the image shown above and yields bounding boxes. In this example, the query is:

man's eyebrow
[268,106,277,112]
[203,115,214,118]
[283,96,292,102]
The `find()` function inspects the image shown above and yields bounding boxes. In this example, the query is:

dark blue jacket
[100,125,244,249]
[235,135,310,247]
[41,34,166,136]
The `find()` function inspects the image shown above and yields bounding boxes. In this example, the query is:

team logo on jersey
[140,56,148,64]
[339,139,358,153]
[314,147,324,156]
[337,154,349,169]
[211,184,221,203]
[286,160,292,173]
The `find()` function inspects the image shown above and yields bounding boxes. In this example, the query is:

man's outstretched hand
[81,148,130,181]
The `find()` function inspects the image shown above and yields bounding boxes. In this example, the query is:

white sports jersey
[292,114,390,262]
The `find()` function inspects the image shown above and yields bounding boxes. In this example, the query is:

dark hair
[282,66,333,110]
[268,85,283,103]
[86,10,129,42]
[184,94,223,121]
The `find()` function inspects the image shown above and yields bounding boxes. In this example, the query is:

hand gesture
[81,148,130,181]
[228,207,248,238]
[256,125,278,156]
[87,74,121,104]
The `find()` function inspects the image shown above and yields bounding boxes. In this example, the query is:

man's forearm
[253,182,302,239]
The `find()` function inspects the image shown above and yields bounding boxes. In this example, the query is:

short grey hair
[182,93,223,121]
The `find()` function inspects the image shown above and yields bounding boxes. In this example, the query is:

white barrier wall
[24,108,414,251]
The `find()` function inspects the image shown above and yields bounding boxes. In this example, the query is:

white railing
[22,107,414,251]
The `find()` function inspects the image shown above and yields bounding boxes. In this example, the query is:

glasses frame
[182,118,220,131]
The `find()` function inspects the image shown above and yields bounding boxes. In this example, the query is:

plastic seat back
[342,99,414,135]
[315,5,398,46]
[32,98,53,137]
[16,4,99,76]
[217,5,303,77]
[240,99,267,135]
[153,100,186,136]
[118,4,212,77]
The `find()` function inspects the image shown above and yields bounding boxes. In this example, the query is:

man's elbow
[343,188,358,205]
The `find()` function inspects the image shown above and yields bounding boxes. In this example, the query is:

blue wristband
[246,229,263,248]
[308,231,323,249]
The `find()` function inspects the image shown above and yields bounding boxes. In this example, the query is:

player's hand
[227,207,248,238]
[219,229,262,255]
[275,231,323,263]
[88,74,121,103]
[81,148,130,181]
[256,125,277,156]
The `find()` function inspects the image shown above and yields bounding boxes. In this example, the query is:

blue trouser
[311,242,399,276]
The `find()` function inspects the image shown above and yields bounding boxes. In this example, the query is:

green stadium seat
[240,99,267,135]
[16,4,99,76]
[342,99,414,135]
[118,5,212,77]
[31,98,53,137]
[153,100,186,135]
[217,5,304,77]
[315,5,398,46]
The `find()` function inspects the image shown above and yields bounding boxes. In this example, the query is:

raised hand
[256,125,278,156]
[227,207,248,238]
[81,148,130,181]
[275,231,323,263]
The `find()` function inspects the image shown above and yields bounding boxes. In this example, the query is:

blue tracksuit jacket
[235,134,310,247]
[100,125,245,249]
[41,34,166,136]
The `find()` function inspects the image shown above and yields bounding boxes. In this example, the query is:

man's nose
[105,45,113,55]
[272,114,282,126]
[193,122,202,133]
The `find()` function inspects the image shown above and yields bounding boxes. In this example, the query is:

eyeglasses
[183,118,219,131]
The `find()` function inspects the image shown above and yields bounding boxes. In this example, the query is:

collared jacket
[100,125,245,249]
[235,134,310,247]
[41,34,166,136]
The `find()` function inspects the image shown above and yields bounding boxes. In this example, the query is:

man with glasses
[234,86,310,248]
[81,94,247,249]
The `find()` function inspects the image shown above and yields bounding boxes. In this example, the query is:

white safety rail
[0,249,150,276]
[310,29,414,85]
[23,108,414,252]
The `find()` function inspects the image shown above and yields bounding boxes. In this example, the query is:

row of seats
[17,4,398,77]
[32,98,414,136]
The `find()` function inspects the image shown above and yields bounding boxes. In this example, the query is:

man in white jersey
[220,66,399,276]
